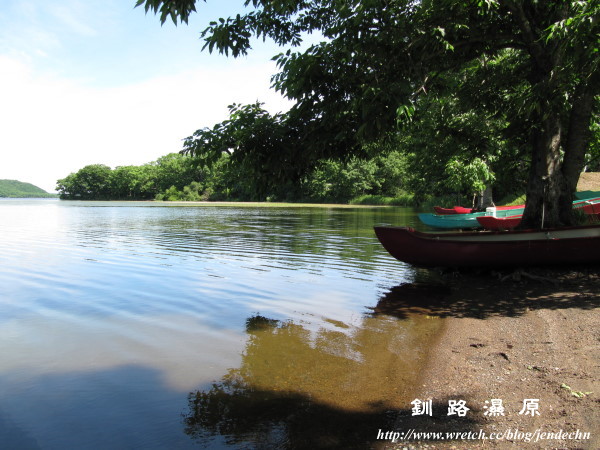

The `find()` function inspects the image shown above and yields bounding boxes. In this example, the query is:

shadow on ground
[372,267,600,320]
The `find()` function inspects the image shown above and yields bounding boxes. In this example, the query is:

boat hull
[374,225,600,268]
[575,191,600,200]
[476,215,522,231]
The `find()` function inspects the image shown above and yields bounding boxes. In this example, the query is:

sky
[0,0,296,192]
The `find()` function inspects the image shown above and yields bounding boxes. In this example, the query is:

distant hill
[0,179,56,198]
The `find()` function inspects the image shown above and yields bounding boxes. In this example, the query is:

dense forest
[0,179,55,198]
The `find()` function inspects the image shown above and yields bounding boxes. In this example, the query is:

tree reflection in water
[183,313,443,448]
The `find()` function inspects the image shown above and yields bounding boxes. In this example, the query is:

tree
[151,153,204,192]
[56,154,210,200]
[110,165,153,199]
[394,73,526,205]
[304,157,381,202]
[57,164,112,200]
[182,103,306,198]
[138,0,599,227]
[444,156,496,209]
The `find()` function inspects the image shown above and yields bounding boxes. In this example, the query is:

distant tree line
[55,150,413,203]
[57,154,202,201]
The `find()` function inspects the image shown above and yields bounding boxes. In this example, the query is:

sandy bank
[375,271,600,449]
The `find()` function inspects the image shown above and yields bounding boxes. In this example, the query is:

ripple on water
[0,200,436,448]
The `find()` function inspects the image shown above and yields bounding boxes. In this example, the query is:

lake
[0,199,443,449]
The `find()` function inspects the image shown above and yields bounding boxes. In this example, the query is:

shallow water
[0,199,441,448]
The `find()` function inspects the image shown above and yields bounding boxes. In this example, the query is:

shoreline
[42,198,395,208]
[378,271,599,449]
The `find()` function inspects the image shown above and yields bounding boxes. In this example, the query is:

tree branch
[504,1,552,74]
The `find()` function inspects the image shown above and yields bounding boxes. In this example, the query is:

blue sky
[0,0,294,192]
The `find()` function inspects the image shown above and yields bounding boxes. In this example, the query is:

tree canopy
[56,151,411,203]
[137,0,599,227]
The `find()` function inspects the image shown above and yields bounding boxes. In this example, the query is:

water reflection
[0,200,424,447]
[183,313,443,448]
[65,204,413,282]
[0,410,40,450]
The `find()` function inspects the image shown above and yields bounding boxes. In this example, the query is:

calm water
[0,199,441,449]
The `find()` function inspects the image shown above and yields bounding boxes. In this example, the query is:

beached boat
[418,206,525,229]
[374,225,600,268]
[424,196,600,230]
[435,193,600,216]
[476,199,600,231]
[575,191,600,200]
[418,213,481,229]
[433,206,473,215]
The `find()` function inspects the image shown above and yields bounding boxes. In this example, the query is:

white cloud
[0,312,245,391]
[0,55,291,192]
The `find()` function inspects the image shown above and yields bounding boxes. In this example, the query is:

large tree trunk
[558,81,596,223]
[506,2,598,230]
[519,81,595,229]
[507,1,566,230]
[519,113,563,229]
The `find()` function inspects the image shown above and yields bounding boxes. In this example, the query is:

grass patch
[560,383,592,398]
[497,193,526,206]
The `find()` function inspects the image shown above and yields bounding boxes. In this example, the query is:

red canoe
[433,206,473,215]
[374,225,600,268]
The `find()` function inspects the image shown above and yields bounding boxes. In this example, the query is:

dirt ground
[577,172,600,192]
[374,269,600,449]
